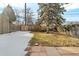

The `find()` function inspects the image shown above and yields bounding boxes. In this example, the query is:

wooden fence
[9,23,20,32]
[21,25,41,31]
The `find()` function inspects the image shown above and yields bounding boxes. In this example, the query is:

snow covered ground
[0,31,33,56]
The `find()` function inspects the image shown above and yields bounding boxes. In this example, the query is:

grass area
[30,32,79,47]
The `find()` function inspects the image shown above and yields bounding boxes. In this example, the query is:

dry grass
[30,32,79,47]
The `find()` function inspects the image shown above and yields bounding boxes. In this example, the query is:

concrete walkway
[30,46,79,56]
[0,31,33,56]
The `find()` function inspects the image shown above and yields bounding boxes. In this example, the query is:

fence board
[21,25,41,31]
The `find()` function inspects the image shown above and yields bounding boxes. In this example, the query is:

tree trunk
[53,26,58,32]
[46,26,49,33]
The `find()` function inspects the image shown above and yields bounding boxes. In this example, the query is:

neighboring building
[0,5,19,34]
[2,5,16,22]
[26,13,33,26]
[63,21,79,37]
[0,14,2,33]
[0,14,9,33]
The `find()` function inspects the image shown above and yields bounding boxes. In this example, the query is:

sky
[0,0,79,23]
[64,3,79,22]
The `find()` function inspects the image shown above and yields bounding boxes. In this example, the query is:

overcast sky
[0,0,79,23]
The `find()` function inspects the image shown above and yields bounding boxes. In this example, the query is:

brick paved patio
[27,46,79,56]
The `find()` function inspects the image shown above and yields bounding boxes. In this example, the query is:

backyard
[0,3,79,56]
[30,32,79,47]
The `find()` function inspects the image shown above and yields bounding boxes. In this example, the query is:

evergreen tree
[38,3,66,33]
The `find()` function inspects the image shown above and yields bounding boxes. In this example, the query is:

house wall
[0,15,2,34]
[0,15,10,34]
[0,14,20,34]
[2,15,10,33]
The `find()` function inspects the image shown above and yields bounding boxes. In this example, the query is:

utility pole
[25,3,27,25]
